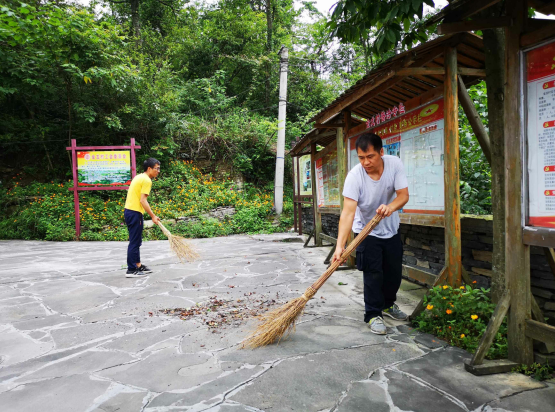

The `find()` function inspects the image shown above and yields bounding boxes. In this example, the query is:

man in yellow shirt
[124,158,161,277]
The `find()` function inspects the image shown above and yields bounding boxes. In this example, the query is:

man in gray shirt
[332,133,409,335]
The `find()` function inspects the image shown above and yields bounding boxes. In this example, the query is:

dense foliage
[458,81,491,215]
[0,1,497,241]
[0,160,293,241]
[414,284,508,360]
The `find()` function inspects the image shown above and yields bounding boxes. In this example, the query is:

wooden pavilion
[291,1,555,373]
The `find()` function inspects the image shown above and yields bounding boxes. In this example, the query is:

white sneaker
[368,316,387,335]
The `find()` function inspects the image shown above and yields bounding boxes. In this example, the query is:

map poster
[77,151,132,186]
[314,150,340,209]
[348,99,445,214]
[526,40,555,228]
[298,154,312,196]
[316,158,325,207]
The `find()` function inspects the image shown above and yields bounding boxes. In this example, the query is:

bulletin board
[525,39,555,229]
[348,99,445,215]
[294,154,312,197]
[315,144,340,209]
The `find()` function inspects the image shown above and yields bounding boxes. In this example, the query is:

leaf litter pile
[160,291,283,331]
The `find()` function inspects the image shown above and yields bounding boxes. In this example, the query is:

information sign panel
[316,150,340,208]
[348,99,445,214]
[526,40,555,228]
[294,154,312,196]
[77,150,131,186]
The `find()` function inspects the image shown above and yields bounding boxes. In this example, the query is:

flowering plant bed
[413,285,508,360]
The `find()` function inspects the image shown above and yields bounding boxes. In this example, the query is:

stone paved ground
[0,234,554,412]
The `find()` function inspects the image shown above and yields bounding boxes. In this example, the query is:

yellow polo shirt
[125,173,152,213]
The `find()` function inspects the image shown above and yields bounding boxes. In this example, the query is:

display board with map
[294,154,312,196]
[316,149,340,208]
[77,151,132,186]
[526,40,555,228]
[348,99,445,214]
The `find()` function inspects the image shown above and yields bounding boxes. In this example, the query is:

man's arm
[376,187,409,217]
[140,194,160,224]
[331,197,358,264]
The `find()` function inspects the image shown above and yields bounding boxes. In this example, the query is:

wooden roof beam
[396,67,486,77]
[311,70,396,124]
[443,0,503,23]
[438,16,512,35]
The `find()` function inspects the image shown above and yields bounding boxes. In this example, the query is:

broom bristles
[242,286,317,349]
[158,222,200,263]
[242,295,310,349]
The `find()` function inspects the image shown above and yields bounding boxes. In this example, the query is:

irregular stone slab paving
[0,235,553,412]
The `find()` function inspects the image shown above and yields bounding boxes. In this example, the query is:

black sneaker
[137,264,153,273]
[126,269,148,278]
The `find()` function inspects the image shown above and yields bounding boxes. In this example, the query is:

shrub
[413,285,508,360]
[0,160,293,241]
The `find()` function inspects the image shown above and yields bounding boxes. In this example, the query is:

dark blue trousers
[124,209,143,271]
[355,233,403,323]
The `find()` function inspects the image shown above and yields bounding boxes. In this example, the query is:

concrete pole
[274,46,288,215]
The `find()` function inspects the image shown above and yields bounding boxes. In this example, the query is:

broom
[157,221,199,263]
[243,213,383,349]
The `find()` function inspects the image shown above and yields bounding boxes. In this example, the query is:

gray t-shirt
[342,155,408,238]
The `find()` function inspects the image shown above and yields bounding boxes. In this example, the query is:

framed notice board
[348,99,445,215]
[525,39,555,229]
[315,143,340,209]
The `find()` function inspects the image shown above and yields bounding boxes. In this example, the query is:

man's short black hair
[143,158,160,172]
[355,133,383,153]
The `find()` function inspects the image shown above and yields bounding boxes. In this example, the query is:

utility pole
[274,46,288,215]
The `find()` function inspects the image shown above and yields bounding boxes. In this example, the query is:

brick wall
[300,208,555,324]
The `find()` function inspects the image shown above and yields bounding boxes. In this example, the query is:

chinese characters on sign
[77,151,132,186]
[350,99,445,214]
[365,103,406,129]
[526,41,555,228]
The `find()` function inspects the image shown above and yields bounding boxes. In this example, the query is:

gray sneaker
[383,304,409,321]
[368,316,387,335]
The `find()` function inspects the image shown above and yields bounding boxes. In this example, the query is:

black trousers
[355,232,403,323]
[124,209,143,271]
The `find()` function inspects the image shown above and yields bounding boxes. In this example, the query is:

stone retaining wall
[300,208,555,324]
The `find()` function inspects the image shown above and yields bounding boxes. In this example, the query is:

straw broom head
[242,214,383,349]
[158,222,199,263]
[242,286,317,349]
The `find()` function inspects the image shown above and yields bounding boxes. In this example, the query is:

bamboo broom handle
[157,221,171,238]
[310,214,383,292]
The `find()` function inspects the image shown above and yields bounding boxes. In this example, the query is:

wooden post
[70,139,80,239]
[293,157,298,233]
[343,111,355,267]
[337,128,346,214]
[444,46,462,287]
[311,142,322,246]
[505,0,533,365]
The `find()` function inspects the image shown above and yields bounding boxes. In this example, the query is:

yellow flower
[460,334,465,338]
[446,309,453,315]
[460,286,465,290]
[471,315,478,320]
[426,304,433,310]
[443,285,449,289]
[443,297,447,300]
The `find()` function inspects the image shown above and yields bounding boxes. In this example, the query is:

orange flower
[446,309,453,315]
[426,304,433,310]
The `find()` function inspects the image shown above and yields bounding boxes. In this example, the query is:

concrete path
[0,234,553,411]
